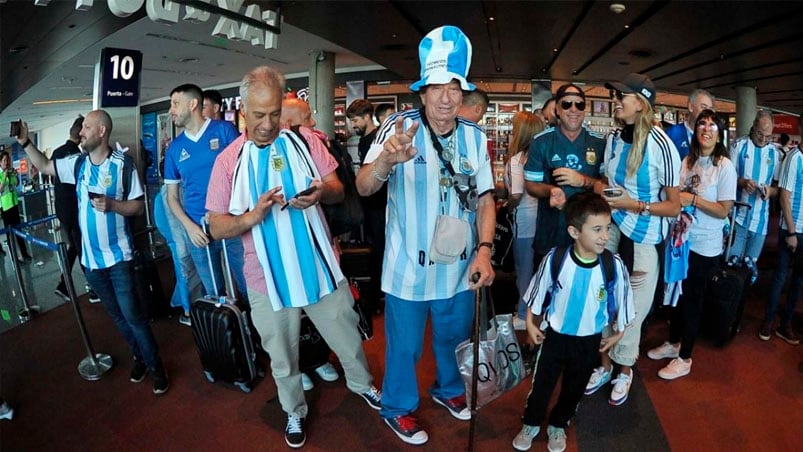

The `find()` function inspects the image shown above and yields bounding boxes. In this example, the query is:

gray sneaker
[547,425,566,452]
[512,424,540,451]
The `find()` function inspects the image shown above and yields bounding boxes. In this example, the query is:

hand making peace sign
[379,116,420,166]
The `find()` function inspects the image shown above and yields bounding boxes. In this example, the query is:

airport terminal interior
[1,1,801,450]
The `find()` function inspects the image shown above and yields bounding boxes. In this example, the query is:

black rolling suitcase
[132,249,170,320]
[189,231,258,393]
[701,202,752,346]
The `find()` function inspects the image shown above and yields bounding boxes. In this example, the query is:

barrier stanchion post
[57,242,113,381]
[5,228,37,320]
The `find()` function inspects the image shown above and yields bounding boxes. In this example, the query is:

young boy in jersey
[512,192,635,452]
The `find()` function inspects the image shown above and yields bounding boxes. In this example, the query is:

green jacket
[0,170,19,211]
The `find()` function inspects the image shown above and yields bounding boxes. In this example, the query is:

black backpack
[539,246,618,321]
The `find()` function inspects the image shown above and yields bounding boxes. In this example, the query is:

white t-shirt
[680,156,737,257]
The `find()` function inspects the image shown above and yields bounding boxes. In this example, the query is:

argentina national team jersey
[364,109,494,301]
[524,248,635,336]
[163,119,238,224]
[603,127,680,244]
[778,148,803,232]
[55,150,144,270]
[731,137,780,234]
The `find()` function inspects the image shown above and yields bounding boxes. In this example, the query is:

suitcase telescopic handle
[201,216,236,300]
[725,201,753,260]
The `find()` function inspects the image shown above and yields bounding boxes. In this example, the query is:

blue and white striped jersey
[778,148,803,233]
[364,109,494,301]
[55,150,143,270]
[602,127,681,244]
[524,247,635,336]
[730,136,780,234]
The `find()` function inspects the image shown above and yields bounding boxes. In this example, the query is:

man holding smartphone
[14,111,169,395]
[524,84,607,269]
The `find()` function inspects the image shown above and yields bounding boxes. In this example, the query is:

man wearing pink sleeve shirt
[206,65,380,449]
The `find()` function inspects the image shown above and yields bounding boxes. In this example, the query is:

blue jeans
[728,223,767,262]
[189,236,248,307]
[85,260,161,369]
[514,236,535,319]
[380,291,474,418]
[765,231,803,326]
[153,189,202,313]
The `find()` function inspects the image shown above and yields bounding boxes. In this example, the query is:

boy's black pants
[522,329,601,428]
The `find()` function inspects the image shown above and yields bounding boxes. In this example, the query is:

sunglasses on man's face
[559,100,586,111]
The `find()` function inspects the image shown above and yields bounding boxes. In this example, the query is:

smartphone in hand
[9,121,21,138]
[603,187,623,197]
[88,192,104,200]
[295,185,319,198]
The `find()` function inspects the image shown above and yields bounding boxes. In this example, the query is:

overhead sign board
[98,47,142,108]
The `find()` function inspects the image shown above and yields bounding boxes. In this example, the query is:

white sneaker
[512,316,527,331]
[301,373,314,391]
[547,425,566,452]
[609,372,632,406]
[658,357,692,380]
[584,366,612,395]
[512,424,540,451]
[647,341,680,360]
[314,362,339,382]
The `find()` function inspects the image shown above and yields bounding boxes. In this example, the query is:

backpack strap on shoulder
[599,249,618,321]
[542,246,569,316]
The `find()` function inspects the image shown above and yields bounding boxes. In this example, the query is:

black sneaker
[384,414,428,445]
[358,386,382,410]
[758,322,772,341]
[285,414,306,448]
[130,358,148,383]
[87,290,101,304]
[54,282,70,302]
[152,363,169,395]
[776,324,800,345]
[178,313,192,327]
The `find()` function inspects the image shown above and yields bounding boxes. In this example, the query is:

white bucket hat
[410,25,475,92]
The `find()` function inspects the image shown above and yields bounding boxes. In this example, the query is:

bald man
[15,111,169,395]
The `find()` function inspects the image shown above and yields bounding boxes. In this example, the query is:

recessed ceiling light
[488,17,495,21]
[610,3,626,14]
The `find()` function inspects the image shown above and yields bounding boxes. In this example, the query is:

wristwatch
[640,202,651,216]
[477,242,495,254]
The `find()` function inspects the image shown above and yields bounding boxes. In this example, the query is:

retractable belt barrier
[5,216,113,381]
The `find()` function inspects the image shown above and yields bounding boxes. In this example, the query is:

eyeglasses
[559,100,586,111]
[696,121,719,130]
[609,89,635,101]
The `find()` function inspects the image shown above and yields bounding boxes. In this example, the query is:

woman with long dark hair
[646,109,736,379]
[584,74,681,405]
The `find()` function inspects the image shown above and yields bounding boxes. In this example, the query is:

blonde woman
[585,74,681,406]
[504,111,545,328]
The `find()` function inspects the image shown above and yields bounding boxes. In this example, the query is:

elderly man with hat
[356,25,495,445]
[523,84,607,274]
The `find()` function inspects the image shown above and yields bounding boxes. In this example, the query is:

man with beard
[163,84,247,321]
[15,111,169,394]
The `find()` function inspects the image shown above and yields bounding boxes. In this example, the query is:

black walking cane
[468,272,482,452]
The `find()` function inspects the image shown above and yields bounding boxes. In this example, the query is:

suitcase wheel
[204,371,216,383]
[235,381,252,393]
